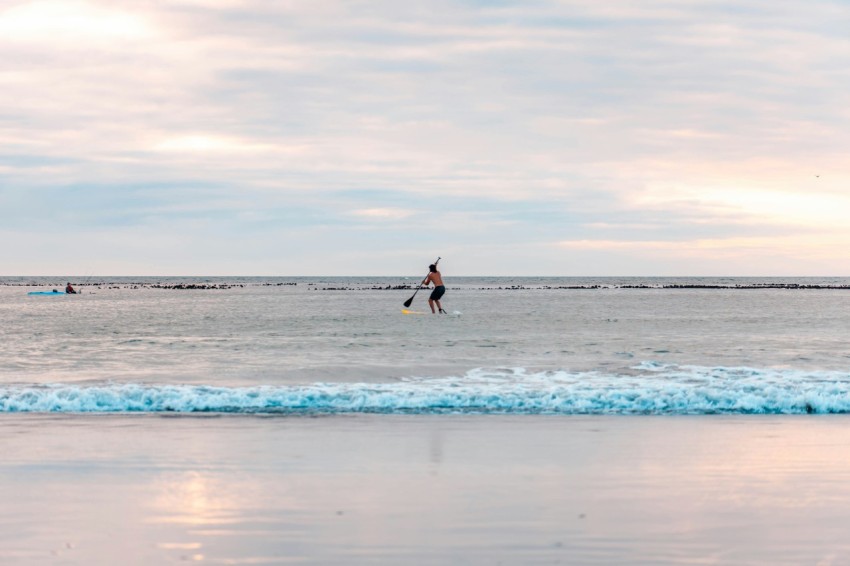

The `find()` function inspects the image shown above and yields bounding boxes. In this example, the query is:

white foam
[1,365,849,414]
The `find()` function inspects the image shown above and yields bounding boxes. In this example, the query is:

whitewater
[3,276,850,415]
[3,365,850,414]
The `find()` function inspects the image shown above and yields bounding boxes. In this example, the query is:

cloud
[152,134,298,154]
[0,1,152,41]
[557,235,827,254]
[350,208,417,220]
[1,0,849,274]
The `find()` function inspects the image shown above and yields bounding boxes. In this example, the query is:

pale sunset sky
[1,0,848,275]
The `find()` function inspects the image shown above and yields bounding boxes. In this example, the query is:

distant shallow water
[4,276,850,390]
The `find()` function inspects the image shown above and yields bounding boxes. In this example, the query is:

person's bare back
[424,271,443,287]
[423,264,446,313]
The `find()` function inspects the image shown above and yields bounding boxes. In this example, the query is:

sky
[1,0,849,276]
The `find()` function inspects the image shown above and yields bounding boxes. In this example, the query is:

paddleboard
[402,309,462,316]
[28,291,66,296]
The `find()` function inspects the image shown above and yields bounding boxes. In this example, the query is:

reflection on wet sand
[3,415,850,564]
[150,471,235,526]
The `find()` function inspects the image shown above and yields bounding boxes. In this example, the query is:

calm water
[2,276,850,413]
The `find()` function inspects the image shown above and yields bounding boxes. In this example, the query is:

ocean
[3,276,850,414]
[4,276,850,565]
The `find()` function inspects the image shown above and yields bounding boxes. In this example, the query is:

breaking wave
[2,365,850,414]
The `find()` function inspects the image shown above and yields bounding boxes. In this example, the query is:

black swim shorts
[429,285,446,301]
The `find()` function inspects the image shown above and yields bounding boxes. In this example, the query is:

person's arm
[422,274,432,286]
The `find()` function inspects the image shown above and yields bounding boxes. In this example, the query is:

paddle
[403,257,440,308]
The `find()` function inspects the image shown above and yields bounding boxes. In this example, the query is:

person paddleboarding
[422,263,447,314]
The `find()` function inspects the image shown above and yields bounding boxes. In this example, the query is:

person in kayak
[422,263,447,314]
[65,282,76,294]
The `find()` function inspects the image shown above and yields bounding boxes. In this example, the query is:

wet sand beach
[3,414,850,565]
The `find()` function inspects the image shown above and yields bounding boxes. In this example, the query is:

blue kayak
[28,291,66,296]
